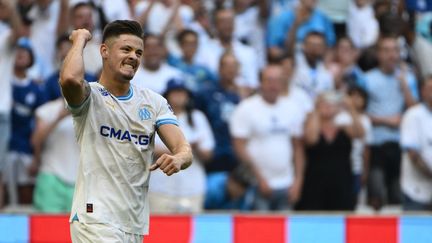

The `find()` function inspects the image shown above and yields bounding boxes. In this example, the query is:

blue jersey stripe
[117,87,133,101]
[156,118,179,128]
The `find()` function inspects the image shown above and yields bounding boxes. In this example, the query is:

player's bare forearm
[173,142,193,170]
[60,29,92,106]
[153,124,193,175]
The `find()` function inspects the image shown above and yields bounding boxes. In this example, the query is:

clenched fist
[69,29,92,45]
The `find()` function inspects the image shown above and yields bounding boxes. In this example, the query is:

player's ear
[100,44,108,59]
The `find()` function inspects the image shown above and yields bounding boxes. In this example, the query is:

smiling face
[101,34,144,82]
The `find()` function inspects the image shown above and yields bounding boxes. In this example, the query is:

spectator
[233,0,267,67]
[57,1,103,76]
[4,38,46,207]
[205,165,255,210]
[291,31,334,100]
[328,36,366,91]
[195,52,241,173]
[297,91,363,211]
[230,64,305,210]
[132,34,183,94]
[337,86,373,202]
[44,34,97,102]
[365,36,419,210]
[347,0,379,49]
[196,8,259,98]
[400,77,432,211]
[27,0,64,79]
[167,29,217,92]
[404,13,432,80]
[181,0,213,57]
[267,0,335,59]
[134,0,194,36]
[0,0,24,209]
[149,78,215,213]
[31,99,78,213]
[279,53,314,116]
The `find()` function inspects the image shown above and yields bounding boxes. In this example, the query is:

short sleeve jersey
[68,82,178,235]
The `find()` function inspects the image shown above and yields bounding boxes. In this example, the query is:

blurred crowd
[0,0,432,214]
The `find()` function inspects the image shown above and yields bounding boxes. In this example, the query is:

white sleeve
[154,95,179,129]
[193,110,215,151]
[400,109,420,151]
[66,82,92,118]
[229,102,252,138]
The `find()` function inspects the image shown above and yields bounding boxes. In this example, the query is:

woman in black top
[296,91,364,211]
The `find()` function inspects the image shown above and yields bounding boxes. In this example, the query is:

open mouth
[122,62,136,70]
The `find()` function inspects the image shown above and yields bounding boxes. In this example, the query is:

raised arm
[303,111,321,145]
[151,124,192,176]
[1,0,24,46]
[56,0,70,37]
[343,97,365,139]
[134,0,156,30]
[59,29,92,106]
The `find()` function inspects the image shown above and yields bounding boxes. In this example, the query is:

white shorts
[3,152,35,185]
[70,221,144,243]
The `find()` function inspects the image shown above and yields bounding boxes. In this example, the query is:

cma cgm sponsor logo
[99,87,110,96]
[100,125,150,145]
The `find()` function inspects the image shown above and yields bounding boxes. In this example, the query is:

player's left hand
[149,154,182,176]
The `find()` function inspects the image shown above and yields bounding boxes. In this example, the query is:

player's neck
[99,74,130,97]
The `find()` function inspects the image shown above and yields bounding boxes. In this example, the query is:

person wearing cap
[148,78,215,213]
[3,37,46,207]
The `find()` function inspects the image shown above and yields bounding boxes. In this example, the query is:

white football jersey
[68,82,178,235]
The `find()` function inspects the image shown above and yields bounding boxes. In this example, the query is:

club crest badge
[138,107,152,121]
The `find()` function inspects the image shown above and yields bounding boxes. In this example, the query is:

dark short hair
[176,29,198,44]
[304,31,326,42]
[102,20,143,43]
[348,85,369,111]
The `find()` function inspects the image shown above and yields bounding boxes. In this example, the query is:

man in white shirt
[400,77,432,211]
[292,32,334,101]
[230,64,305,210]
[60,20,192,242]
[132,34,183,94]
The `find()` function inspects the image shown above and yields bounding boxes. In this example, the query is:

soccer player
[60,20,193,242]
